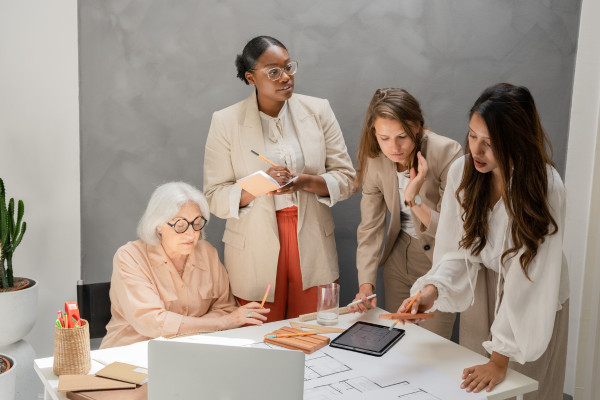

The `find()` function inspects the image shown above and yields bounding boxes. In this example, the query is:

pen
[58,311,64,327]
[389,290,421,331]
[266,332,317,339]
[250,150,277,167]
[56,319,62,329]
[347,294,376,307]
[260,284,271,309]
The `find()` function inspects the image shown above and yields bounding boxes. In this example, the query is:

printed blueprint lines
[305,353,351,381]
[304,379,440,400]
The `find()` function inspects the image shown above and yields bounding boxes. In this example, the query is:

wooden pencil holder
[53,319,91,376]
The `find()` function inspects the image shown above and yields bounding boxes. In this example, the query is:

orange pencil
[260,284,271,309]
[389,290,421,331]
[251,150,277,167]
[265,332,317,339]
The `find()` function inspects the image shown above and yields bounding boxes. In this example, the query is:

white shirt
[412,156,570,364]
[396,171,418,239]
[259,101,305,211]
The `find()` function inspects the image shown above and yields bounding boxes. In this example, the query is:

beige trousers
[383,231,456,341]
[460,267,569,400]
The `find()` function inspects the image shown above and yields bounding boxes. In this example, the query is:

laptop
[148,340,305,400]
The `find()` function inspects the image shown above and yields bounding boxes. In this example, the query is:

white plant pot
[0,278,38,346]
[0,354,17,400]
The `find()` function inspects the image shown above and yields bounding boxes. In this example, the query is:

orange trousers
[237,206,319,322]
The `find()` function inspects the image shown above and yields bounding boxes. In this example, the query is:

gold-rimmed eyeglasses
[250,61,298,81]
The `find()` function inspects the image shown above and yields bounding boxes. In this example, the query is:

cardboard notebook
[66,385,147,400]
[58,375,135,392]
[96,362,148,385]
[235,171,297,197]
[264,327,330,354]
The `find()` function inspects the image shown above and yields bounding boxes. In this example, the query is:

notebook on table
[66,384,147,400]
[96,362,148,385]
[58,375,135,392]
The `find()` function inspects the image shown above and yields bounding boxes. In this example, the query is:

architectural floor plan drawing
[243,335,485,400]
[304,378,440,400]
[244,342,351,381]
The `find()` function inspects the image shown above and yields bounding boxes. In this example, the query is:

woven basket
[53,319,91,376]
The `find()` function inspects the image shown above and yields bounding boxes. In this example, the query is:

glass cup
[317,283,340,326]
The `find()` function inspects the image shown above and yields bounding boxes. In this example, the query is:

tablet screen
[331,322,404,354]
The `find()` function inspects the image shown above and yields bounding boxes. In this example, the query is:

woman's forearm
[177,314,225,335]
[239,189,256,208]
[301,174,329,196]
[411,203,431,228]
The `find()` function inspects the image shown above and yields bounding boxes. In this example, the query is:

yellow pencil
[251,150,277,167]
[389,290,421,331]
[265,332,317,339]
[260,284,272,309]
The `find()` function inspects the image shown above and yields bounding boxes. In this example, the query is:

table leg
[516,395,523,400]
[44,388,52,400]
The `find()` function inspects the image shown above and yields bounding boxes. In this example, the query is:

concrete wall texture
[79,0,581,314]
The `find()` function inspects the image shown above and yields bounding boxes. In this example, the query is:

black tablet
[329,321,405,357]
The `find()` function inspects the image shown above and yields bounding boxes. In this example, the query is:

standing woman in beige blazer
[348,88,462,340]
[203,36,355,322]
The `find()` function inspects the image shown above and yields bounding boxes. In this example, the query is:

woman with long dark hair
[348,88,462,341]
[398,83,569,399]
[203,36,355,321]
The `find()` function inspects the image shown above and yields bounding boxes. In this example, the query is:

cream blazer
[204,91,356,302]
[356,131,463,288]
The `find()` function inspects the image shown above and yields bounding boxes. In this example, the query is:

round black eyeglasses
[167,216,207,234]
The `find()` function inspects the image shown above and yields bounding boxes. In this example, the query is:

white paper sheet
[245,332,487,400]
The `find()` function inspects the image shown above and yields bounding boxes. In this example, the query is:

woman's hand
[348,284,377,314]
[267,173,306,196]
[461,352,509,393]
[266,165,293,186]
[397,284,438,325]
[403,151,428,203]
[220,302,270,330]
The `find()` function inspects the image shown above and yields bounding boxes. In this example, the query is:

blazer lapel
[386,155,401,243]
[288,95,321,232]
[238,90,277,236]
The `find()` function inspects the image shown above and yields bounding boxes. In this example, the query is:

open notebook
[235,171,298,197]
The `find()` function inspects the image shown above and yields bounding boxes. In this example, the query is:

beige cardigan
[203,91,356,302]
[356,131,462,288]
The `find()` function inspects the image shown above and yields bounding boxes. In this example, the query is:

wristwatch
[405,194,422,208]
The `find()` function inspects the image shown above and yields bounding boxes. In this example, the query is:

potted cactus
[0,353,17,400]
[0,177,39,347]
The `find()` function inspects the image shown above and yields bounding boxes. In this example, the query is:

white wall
[0,0,80,392]
[563,0,600,396]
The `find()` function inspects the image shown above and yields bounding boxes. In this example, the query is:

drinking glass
[317,283,340,326]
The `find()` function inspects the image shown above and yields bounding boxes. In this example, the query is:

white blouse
[396,171,418,239]
[259,101,305,211]
[412,155,570,364]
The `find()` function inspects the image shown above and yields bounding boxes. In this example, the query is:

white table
[34,307,537,400]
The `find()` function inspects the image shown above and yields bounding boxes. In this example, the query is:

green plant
[0,178,26,289]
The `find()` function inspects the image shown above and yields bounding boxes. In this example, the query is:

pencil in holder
[53,319,91,376]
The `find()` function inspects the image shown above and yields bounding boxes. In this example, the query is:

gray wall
[79,0,581,308]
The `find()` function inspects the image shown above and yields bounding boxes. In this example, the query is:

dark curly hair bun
[235,36,287,85]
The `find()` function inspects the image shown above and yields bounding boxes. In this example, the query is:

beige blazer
[356,131,462,288]
[204,91,356,302]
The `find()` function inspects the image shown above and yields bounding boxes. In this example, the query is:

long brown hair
[354,88,425,193]
[457,83,558,279]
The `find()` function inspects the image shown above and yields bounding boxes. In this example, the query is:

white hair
[137,182,210,246]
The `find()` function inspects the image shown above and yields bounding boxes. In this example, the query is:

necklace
[177,255,189,275]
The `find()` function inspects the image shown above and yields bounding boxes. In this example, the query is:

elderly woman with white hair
[100,182,269,349]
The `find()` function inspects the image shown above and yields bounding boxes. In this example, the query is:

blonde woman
[348,88,462,340]
[203,36,355,321]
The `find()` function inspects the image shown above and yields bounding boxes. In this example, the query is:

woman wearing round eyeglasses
[100,182,269,349]
[203,36,355,321]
